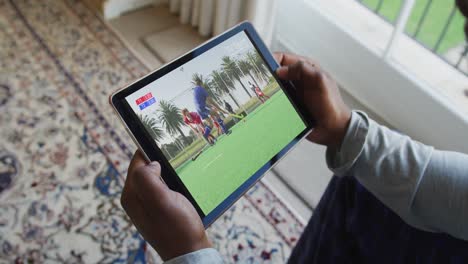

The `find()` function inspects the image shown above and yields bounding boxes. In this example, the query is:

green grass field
[361,0,465,54]
[170,78,281,169]
[175,91,306,214]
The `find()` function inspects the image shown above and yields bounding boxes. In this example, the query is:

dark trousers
[288,176,468,264]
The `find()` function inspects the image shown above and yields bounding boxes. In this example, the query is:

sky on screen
[125,31,268,144]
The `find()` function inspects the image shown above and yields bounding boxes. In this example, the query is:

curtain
[168,0,276,42]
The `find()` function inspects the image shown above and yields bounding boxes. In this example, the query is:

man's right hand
[273,52,352,150]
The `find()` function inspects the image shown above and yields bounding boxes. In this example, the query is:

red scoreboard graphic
[136,92,156,110]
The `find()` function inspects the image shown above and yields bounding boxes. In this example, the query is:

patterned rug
[0,0,304,262]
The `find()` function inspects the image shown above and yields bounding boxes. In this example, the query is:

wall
[102,0,166,19]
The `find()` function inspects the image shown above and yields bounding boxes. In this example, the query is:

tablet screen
[125,31,306,215]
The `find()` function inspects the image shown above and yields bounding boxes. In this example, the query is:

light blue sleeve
[326,111,468,240]
[164,248,223,264]
[412,150,468,238]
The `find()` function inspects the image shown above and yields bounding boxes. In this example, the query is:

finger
[277,60,320,81]
[128,150,148,175]
[120,177,153,239]
[306,128,327,145]
[306,129,321,144]
[129,161,170,207]
[274,52,303,67]
[274,52,322,70]
[273,52,283,64]
[123,152,145,210]
[277,61,300,80]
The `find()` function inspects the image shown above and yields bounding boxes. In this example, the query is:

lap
[288,176,468,264]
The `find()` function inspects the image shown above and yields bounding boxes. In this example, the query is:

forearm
[327,111,468,239]
[327,111,434,226]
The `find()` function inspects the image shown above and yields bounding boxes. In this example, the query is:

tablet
[110,22,314,227]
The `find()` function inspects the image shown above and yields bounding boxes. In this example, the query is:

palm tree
[221,56,253,98]
[158,100,188,145]
[210,69,241,109]
[192,73,223,105]
[254,52,271,80]
[161,145,174,160]
[246,51,270,82]
[238,59,260,88]
[139,114,164,143]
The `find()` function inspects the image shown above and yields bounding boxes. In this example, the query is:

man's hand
[274,52,351,150]
[121,151,211,261]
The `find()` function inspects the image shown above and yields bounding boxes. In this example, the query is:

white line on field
[203,153,223,170]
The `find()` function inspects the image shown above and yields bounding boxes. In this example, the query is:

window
[275,0,468,153]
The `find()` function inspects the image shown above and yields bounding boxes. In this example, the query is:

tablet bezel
[110,21,314,227]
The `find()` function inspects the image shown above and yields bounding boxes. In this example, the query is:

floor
[107,4,387,221]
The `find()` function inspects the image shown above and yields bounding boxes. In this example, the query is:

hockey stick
[229,113,245,119]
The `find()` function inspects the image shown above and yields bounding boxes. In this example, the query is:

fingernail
[277,66,287,76]
[148,161,160,168]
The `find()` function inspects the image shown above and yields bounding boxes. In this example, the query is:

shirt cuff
[164,248,224,264]
[326,110,369,176]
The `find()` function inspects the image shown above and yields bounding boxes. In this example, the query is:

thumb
[276,61,304,80]
[130,161,170,206]
[276,60,320,83]
[306,129,323,145]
